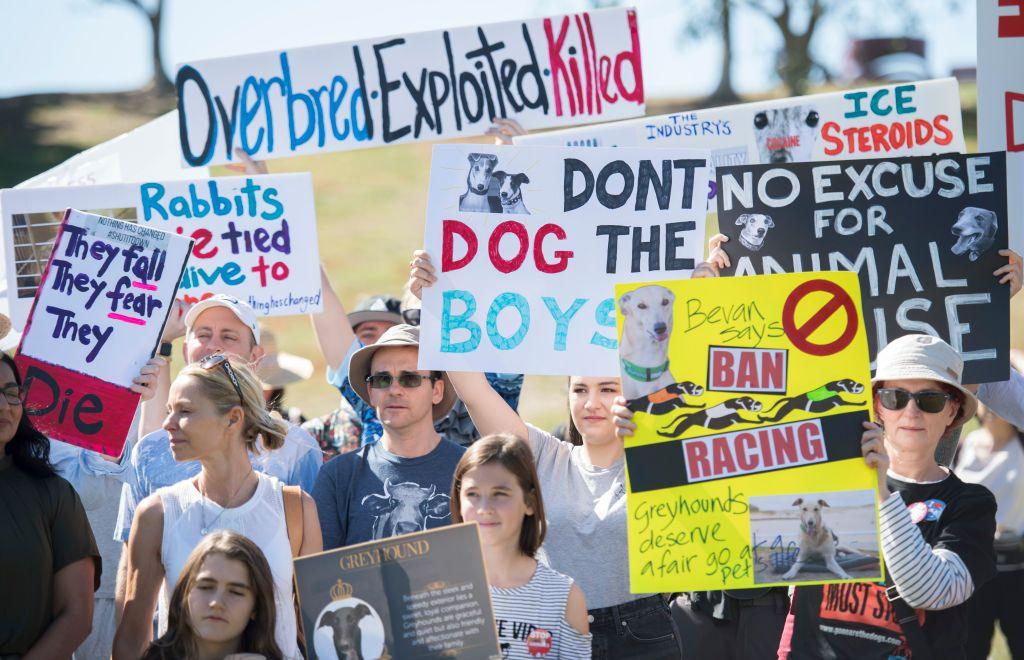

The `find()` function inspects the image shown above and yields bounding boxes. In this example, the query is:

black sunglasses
[876,388,952,414]
[402,308,421,326]
[199,353,245,405]
[366,371,437,390]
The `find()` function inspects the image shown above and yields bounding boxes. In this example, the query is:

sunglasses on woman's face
[876,388,952,414]
[366,371,436,390]
[198,352,245,405]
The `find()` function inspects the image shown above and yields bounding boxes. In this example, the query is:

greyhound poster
[614,271,882,591]
[14,209,191,455]
[175,8,644,167]
[1,172,321,328]
[978,1,1024,255]
[294,523,500,660]
[716,151,1010,383]
[418,143,710,376]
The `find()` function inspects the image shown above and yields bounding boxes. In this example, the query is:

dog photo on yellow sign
[615,271,883,592]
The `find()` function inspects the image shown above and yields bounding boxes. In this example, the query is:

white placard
[2,173,321,328]
[978,2,1024,254]
[419,144,710,376]
[175,8,645,166]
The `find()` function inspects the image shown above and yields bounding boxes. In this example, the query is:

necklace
[198,469,255,535]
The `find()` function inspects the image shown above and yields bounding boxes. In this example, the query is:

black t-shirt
[781,472,996,659]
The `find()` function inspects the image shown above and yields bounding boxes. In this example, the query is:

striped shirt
[491,562,592,659]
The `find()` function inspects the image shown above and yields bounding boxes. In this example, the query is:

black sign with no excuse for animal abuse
[715,152,1009,383]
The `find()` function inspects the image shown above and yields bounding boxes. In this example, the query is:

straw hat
[256,327,314,389]
[348,324,456,421]
[871,334,978,427]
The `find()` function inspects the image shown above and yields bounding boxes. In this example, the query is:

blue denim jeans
[589,594,683,659]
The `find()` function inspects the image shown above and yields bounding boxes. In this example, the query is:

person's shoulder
[284,421,320,452]
[320,446,364,477]
[535,560,575,589]
[437,436,468,457]
[945,473,997,513]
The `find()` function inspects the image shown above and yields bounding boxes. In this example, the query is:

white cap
[184,295,261,345]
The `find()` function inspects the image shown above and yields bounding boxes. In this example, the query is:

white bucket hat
[256,327,314,388]
[871,334,978,427]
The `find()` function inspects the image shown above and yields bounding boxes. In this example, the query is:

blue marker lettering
[542,297,586,351]
[441,290,481,353]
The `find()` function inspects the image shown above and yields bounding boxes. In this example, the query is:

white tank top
[157,472,299,659]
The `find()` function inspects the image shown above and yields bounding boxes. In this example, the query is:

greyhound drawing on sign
[951,207,998,262]
[492,170,531,214]
[758,379,865,423]
[735,213,775,251]
[627,381,706,415]
[618,286,678,403]
[658,396,763,438]
[782,498,852,581]
[320,605,372,660]
[459,153,501,212]
[362,479,450,539]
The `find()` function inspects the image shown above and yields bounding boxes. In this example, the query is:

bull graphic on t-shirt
[362,479,451,539]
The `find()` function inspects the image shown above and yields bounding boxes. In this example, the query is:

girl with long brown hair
[143,530,283,660]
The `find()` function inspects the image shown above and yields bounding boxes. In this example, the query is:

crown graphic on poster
[330,578,353,600]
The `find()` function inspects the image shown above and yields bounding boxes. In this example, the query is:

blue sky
[1,0,978,100]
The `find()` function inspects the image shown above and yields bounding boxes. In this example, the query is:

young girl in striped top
[451,434,592,659]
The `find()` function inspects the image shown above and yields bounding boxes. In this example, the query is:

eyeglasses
[0,385,24,406]
[402,308,421,326]
[365,371,437,390]
[876,388,953,414]
[199,353,245,405]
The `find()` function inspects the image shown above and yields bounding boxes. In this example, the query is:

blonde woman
[114,355,321,660]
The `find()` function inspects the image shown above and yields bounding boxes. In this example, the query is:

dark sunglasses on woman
[199,352,246,405]
[366,371,437,389]
[876,387,952,414]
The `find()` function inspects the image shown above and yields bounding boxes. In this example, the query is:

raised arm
[310,265,356,372]
[447,371,528,440]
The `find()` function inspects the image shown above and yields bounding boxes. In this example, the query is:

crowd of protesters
[2,118,1024,660]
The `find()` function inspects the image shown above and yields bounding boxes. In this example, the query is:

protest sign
[1,173,321,328]
[616,271,881,592]
[175,8,644,166]
[418,143,710,376]
[294,523,500,660]
[516,78,966,243]
[978,1,1024,254]
[14,209,191,454]
[716,152,1010,383]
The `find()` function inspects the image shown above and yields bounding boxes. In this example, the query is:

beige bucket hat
[256,327,314,389]
[871,334,978,427]
[348,324,456,421]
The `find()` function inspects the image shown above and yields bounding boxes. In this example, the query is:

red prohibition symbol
[782,279,858,356]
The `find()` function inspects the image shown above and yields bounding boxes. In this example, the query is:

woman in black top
[778,335,997,659]
[0,352,100,658]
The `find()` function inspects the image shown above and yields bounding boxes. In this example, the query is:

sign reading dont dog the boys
[294,523,500,660]
[615,271,881,592]
[15,209,191,455]
[716,151,1010,383]
[1,173,321,328]
[175,8,644,166]
[418,144,710,376]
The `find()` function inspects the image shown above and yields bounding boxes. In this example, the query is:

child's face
[187,553,256,645]
[459,462,534,548]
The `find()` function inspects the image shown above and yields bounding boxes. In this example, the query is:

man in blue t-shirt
[312,324,465,549]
